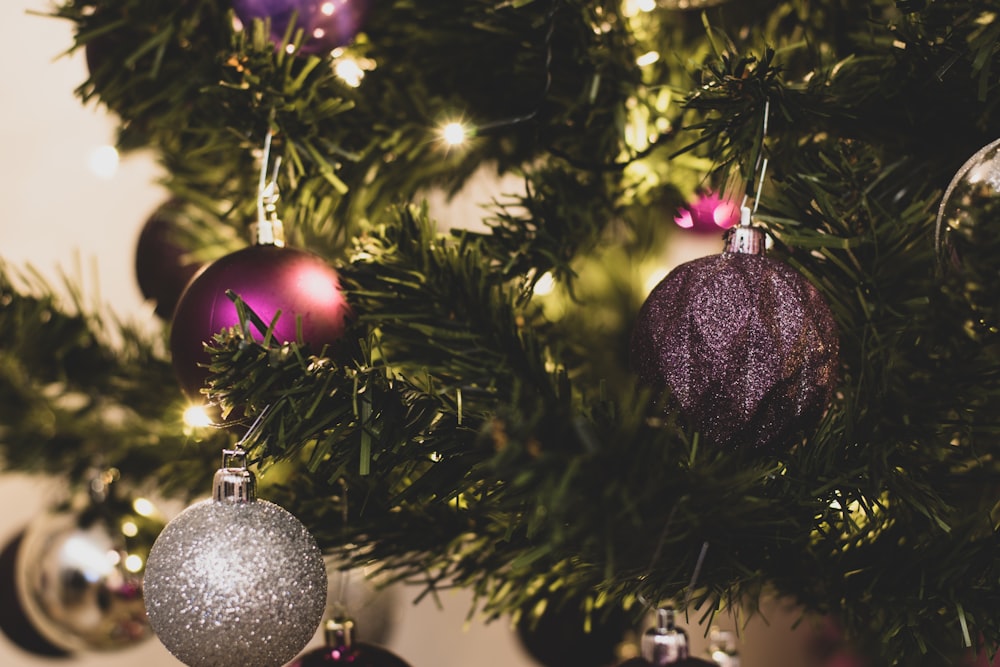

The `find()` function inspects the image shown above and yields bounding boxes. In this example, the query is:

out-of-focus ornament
[616,608,715,666]
[0,530,68,656]
[143,448,328,667]
[14,470,163,653]
[326,560,400,647]
[674,192,740,234]
[169,210,352,400]
[516,599,634,667]
[630,215,839,455]
[232,0,373,55]
[135,199,203,320]
[287,617,412,667]
[708,628,740,667]
[936,137,1000,336]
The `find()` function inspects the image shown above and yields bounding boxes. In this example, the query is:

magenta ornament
[169,243,352,399]
[673,192,740,234]
[630,226,839,455]
[232,0,373,55]
[288,619,412,667]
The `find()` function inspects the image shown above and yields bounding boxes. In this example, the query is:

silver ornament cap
[641,608,689,665]
[213,448,257,503]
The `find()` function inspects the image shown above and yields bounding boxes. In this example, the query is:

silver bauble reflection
[15,476,163,652]
[143,457,328,667]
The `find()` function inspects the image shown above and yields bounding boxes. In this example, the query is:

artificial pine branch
[2,0,1000,664]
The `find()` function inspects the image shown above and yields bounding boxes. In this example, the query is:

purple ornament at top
[674,192,740,234]
[232,0,372,55]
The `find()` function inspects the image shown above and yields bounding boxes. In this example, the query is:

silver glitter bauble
[144,455,328,667]
[15,472,163,652]
[630,225,840,455]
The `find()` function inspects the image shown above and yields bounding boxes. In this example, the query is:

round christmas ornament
[0,530,68,656]
[673,192,740,234]
[616,609,715,667]
[287,617,412,667]
[631,217,839,455]
[143,448,328,667]
[516,599,634,667]
[169,221,352,399]
[232,0,373,55]
[15,470,163,653]
[135,199,203,320]
[936,137,1000,334]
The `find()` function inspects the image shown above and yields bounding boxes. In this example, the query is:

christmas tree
[2,0,999,665]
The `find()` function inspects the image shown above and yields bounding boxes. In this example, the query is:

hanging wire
[739,97,772,224]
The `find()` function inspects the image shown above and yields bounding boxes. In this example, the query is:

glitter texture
[144,499,328,667]
[630,250,839,455]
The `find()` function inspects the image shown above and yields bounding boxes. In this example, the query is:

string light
[183,404,214,428]
[440,121,471,147]
[636,50,660,67]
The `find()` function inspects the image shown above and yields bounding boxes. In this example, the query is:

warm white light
[183,405,214,428]
[321,1,336,15]
[636,51,660,67]
[637,0,656,10]
[88,145,119,180]
[133,497,156,517]
[335,58,366,87]
[124,554,145,573]
[533,272,556,296]
[441,121,469,146]
[313,28,326,39]
[121,520,139,537]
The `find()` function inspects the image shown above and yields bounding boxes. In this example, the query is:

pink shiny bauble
[169,243,352,398]
[673,192,740,234]
[288,641,412,667]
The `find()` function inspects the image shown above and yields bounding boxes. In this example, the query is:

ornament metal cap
[324,617,356,649]
[724,208,765,255]
[641,607,689,665]
[212,449,257,503]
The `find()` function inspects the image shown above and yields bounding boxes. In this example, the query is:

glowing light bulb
[133,497,156,517]
[321,1,336,15]
[88,145,119,180]
[124,554,145,573]
[334,58,366,87]
[441,121,469,147]
[183,405,214,428]
[636,51,660,67]
[121,520,139,537]
[533,272,556,296]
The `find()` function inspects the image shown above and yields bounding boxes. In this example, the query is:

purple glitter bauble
[170,243,352,398]
[630,243,839,455]
[288,642,412,667]
[232,0,372,55]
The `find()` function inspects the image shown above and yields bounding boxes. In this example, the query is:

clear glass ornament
[936,137,1000,336]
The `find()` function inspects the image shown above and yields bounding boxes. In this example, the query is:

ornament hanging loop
[739,97,771,225]
[253,125,286,247]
